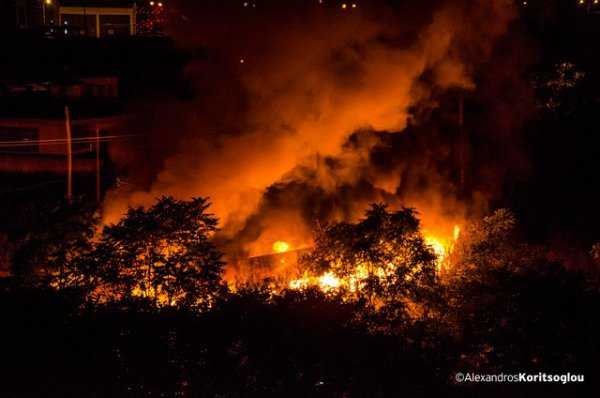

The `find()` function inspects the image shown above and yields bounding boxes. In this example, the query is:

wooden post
[65,106,73,202]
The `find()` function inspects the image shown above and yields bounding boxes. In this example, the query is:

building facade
[0,77,124,174]
[1,0,137,36]
[57,1,137,37]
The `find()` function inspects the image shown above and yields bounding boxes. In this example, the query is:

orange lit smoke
[272,240,290,254]
[103,0,518,283]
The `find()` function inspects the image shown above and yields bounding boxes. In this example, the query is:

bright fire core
[287,225,461,292]
[272,240,290,253]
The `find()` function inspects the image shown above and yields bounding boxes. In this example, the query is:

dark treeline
[1,198,599,397]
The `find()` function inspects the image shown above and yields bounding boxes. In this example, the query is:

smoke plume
[105,0,529,269]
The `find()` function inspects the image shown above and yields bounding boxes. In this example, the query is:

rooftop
[58,0,136,7]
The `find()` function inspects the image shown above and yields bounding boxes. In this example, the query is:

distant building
[0,0,43,30]
[57,1,137,37]
[0,77,124,175]
[228,248,312,286]
[1,1,137,35]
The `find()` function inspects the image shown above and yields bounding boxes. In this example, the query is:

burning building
[99,0,533,284]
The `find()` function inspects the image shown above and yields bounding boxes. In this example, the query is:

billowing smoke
[104,0,530,274]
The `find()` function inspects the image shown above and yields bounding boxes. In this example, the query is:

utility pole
[64,106,73,202]
[95,127,101,203]
[41,0,53,26]
[458,91,466,195]
[83,0,88,36]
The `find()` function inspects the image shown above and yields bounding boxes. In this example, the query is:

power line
[0,133,143,148]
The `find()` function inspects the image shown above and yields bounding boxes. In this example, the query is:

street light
[42,0,53,25]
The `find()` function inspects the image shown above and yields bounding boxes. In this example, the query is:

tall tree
[85,196,226,310]
[300,204,438,315]
[12,197,98,286]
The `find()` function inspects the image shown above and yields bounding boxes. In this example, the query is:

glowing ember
[272,240,290,253]
[453,225,461,241]
[289,272,310,290]
[288,271,341,292]
[425,236,447,261]
[286,224,463,293]
[424,224,461,271]
[318,272,341,291]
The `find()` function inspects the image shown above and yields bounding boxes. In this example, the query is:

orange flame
[286,223,462,293]
[272,240,290,253]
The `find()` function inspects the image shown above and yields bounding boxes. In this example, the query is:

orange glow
[288,271,341,292]
[453,225,461,241]
[424,224,461,272]
[231,220,464,292]
[102,0,512,294]
[425,236,447,262]
[272,240,290,253]
[318,272,341,290]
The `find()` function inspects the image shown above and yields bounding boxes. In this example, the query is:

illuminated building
[58,1,137,37]
[0,77,124,181]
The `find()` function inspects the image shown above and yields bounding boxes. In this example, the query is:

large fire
[272,240,291,253]
[425,225,460,271]
[425,237,447,263]
[289,271,342,292]
[286,224,461,293]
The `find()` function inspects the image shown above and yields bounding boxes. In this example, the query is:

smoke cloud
[105,0,529,270]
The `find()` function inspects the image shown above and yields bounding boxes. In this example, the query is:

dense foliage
[12,197,98,281]
[1,199,599,396]
[300,204,442,332]
[66,196,226,310]
[302,205,437,304]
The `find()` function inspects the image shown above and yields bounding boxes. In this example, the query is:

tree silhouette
[82,196,226,310]
[13,197,98,287]
[300,204,438,321]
